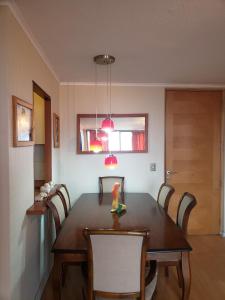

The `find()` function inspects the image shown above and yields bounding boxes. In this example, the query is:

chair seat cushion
[95,266,158,300]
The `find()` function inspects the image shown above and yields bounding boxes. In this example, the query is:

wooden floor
[42,235,225,300]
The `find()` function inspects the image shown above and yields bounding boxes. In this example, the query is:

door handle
[166,170,177,175]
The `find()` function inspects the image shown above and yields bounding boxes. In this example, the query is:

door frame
[33,81,52,185]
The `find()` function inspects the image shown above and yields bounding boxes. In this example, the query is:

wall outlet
[150,163,156,171]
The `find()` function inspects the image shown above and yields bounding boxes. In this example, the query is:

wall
[0,6,59,300]
[60,84,165,203]
[0,7,11,299]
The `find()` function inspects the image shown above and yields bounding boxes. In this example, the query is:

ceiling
[10,0,225,84]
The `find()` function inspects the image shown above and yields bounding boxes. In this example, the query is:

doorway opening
[33,81,52,195]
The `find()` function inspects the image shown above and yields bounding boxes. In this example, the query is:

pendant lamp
[94,54,118,169]
[94,55,115,132]
[104,154,118,169]
[101,117,114,133]
[90,58,103,153]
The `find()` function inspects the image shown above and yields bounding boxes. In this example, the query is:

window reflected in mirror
[77,114,148,154]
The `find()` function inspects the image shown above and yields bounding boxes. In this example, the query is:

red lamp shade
[90,139,102,153]
[104,154,118,169]
[101,117,114,132]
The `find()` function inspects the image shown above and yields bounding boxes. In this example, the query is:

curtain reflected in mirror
[77,114,148,154]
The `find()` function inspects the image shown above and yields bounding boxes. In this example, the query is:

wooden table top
[52,193,191,254]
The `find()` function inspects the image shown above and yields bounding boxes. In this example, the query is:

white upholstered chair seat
[158,185,171,207]
[46,192,67,236]
[50,194,66,224]
[99,176,125,194]
[157,183,175,213]
[84,229,157,300]
[59,186,70,212]
[162,192,197,288]
[177,194,193,229]
[101,178,122,192]
[176,192,197,233]
[95,271,157,300]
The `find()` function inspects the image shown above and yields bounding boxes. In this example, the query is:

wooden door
[165,90,222,234]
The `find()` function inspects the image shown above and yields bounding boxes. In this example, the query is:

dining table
[52,193,192,300]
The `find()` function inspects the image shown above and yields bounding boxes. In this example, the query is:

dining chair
[83,228,157,300]
[99,176,125,194]
[165,192,197,287]
[177,192,197,234]
[157,183,175,213]
[56,183,71,217]
[47,189,80,286]
[46,191,67,236]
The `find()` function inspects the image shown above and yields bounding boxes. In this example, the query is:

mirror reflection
[77,114,148,154]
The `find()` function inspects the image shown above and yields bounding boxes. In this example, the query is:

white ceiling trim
[1,0,59,82]
[60,82,225,89]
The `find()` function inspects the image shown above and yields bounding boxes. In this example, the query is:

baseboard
[220,231,225,237]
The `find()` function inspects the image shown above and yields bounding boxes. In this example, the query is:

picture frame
[53,113,60,148]
[12,96,34,147]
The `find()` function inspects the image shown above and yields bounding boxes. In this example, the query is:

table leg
[181,252,191,300]
[52,254,62,300]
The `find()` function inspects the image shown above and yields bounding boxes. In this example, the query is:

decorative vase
[49,181,54,188]
[40,183,51,194]
[111,182,120,213]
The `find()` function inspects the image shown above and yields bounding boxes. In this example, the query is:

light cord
[95,63,98,138]
[109,62,112,118]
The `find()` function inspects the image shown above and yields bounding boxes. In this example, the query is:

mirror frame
[77,113,148,154]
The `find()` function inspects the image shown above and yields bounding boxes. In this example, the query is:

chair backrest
[99,176,125,194]
[176,192,197,234]
[46,191,67,236]
[84,229,149,300]
[56,184,71,216]
[157,183,175,213]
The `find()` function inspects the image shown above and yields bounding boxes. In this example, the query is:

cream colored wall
[0,7,10,300]
[60,85,165,203]
[0,6,59,300]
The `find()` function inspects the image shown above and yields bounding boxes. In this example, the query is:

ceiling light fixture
[93,54,118,169]
[90,58,103,153]
[105,154,118,169]
[93,55,115,133]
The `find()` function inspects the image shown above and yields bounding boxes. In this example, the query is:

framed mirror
[77,114,148,154]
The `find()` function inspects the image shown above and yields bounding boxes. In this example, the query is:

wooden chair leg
[62,263,68,286]
[165,266,169,277]
[81,262,88,280]
[176,263,184,288]
[151,288,157,299]
[82,286,87,300]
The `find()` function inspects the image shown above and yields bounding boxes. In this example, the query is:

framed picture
[53,113,60,148]
[12,96,34,147]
